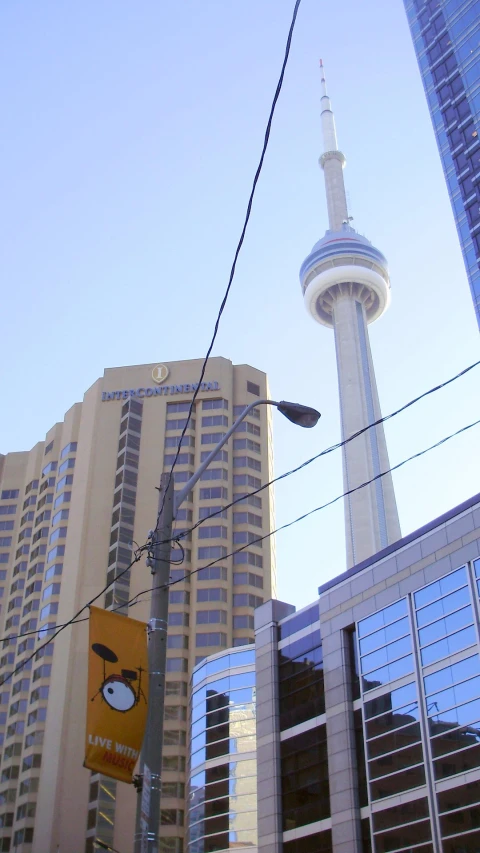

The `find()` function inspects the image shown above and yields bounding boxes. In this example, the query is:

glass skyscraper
[403,0,480,328]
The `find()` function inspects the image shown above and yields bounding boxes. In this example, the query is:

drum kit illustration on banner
[90,642,147,713]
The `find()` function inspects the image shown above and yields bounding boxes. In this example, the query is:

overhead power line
[156,0,303,524]
[3,415,478,654]
[0,549,146,687]
[151,360,480,546]
[155,416,480,590]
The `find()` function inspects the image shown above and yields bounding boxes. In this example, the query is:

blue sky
[1,0,478,609]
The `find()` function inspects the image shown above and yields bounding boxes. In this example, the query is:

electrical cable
[22,415,476,624]
[0,548,147,686]
[155,416,480,590]
[1,401,478,654]
[150,359,480,545]
[154,0,302,527]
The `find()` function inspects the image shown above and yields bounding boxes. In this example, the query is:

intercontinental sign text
[101,381,220,402]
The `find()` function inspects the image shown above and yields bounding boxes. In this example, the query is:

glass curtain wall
[188,648,257,853]
[357,557,480,853]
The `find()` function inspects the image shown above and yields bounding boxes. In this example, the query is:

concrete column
[254,600,295,853]
[333,293,401,567]
[323,628,362,853]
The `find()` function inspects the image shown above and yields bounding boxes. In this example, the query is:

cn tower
[300,61,401,567]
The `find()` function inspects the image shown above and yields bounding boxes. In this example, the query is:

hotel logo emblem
[152,364,169,384]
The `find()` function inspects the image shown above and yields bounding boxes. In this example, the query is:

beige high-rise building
[0,357,275,853]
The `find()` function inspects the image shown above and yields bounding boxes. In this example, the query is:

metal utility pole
[134,472,174,853]
[133,398,320,853]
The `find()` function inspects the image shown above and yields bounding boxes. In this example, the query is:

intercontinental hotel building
[0,357,276,853]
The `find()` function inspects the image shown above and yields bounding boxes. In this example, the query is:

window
[197,566,227,581]
[18,527,32,542]
[49,527,67,545]
[56,475,73,493]
[199,468,228,481]
[37,493,53,509]
[32,527,47,543]
[47,546,65,563]
[51,509,69,527]
[197,588,227,603]
[42,583,60,600]
[167,401,193,414]
[1,491,19,500]
[166,658,189,673]
[233,594,263,608]
[166,418,195,431]
[164,453,194,466]
[247,381,260,396]
[199,487,228,501]
[233,572,263,588]
[0,554,10,563]
[32,664,51,681]
[27,708,47,725]
[58,457,75,475]
[233,615,254,629]
[198,526,228,540]
[164,435,195,448]
[197,546,227,560]
[202,399,228,410]
[0,505,16,515]
[30,685,49,703]
[200,449,228,463]
[196,633,227,647]
[27,563,43,580]
[196,610,227,624]
[201,415,228,428]
[233,531,261,546]
[168,612,189,627]
[167,635,188,650]
[41,461,57,477]
[233,511,262,526]
[233,474,261,489]
[54,492,71,509]
[60,441,77,458]
[12,679,30,696]
[0,537,12,547]
[235,420,261,436]
[233,456,261,472]
[233,438,261,453]
[40,602,58,621]
[169,590,190,605]
[172,471,191,484]
[13,828,34,846]
[233,551,263,568]
[169,568,190,584]
[0,521,14,531]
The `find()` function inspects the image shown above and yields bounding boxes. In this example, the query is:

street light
[174,399,321,512]
[134,397,321,853]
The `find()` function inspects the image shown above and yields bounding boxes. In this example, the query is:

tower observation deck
[300,61,401,568]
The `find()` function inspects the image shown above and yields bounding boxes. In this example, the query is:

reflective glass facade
[188,647,257,853]
[357,557,480,853]
[404,0,480,328]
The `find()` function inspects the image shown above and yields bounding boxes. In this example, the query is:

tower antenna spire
[318,59,348,230]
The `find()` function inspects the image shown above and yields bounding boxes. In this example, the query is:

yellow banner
[85,606,149,783]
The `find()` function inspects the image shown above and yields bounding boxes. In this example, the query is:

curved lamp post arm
[174,398,277,516]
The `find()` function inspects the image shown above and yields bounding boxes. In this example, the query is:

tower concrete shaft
[300,62,401,567]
